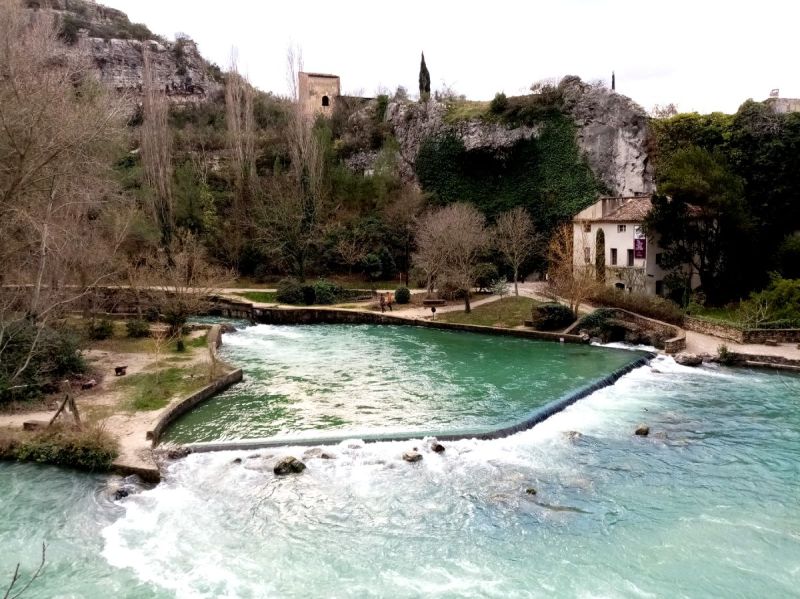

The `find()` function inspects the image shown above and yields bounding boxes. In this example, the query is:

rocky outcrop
[31,0,222,105]
[385,100,540,179]
[559,76,654,196]
[83,37,221,104]
[380,77,654,196]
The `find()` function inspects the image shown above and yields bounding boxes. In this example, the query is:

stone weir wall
[250,307,588,344]
[187,353,653,454]
[685,317,800,344]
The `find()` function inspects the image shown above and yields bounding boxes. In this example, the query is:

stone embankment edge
[110,324,242,482]
[186,352,654,454]
[146,368,243,448]
[248,306,588,344]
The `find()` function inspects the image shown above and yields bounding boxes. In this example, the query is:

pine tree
[419,52,430,100]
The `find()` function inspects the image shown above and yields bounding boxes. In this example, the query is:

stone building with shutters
[572,195,676,296]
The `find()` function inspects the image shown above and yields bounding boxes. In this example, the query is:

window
[627,249,634,266]
[322,95,330,107]
[610,248,618,266]
[655,280,664,296]
[584,247,591,264]
[655,253,663,266]
[617,224,627,233]
[583,223,591,233]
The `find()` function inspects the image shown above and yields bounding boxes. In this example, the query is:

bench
[422,299,446,307]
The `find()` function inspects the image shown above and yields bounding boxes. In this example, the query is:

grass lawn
[115,364,208,411]
[689,305,742,327]
[235,291,278,304]
[438,296,540,329]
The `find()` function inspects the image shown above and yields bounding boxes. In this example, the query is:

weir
[158,323,653,451]
[186,354,653,453]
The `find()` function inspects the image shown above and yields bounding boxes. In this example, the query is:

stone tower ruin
[298,72,340,117]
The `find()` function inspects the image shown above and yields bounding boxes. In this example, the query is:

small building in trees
[572,195,682,296]
[298,72,340,117]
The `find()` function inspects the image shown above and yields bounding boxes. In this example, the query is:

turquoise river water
[1,325,799,598]
[164,324,645,443]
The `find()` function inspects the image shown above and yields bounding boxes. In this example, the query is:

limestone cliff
[361,78,654,197]
[28,0,223,104]
[559,76,654,196]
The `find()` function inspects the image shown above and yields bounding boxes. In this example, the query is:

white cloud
[103,0,800,114]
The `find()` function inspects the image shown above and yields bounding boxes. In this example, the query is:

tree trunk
[514,267,519,296]
[464,290,471,313]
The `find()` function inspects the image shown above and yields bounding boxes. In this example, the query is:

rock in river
[402,450,423,463]
[635,424,650,437]
[675,353,703,367]
[273,456,307,475]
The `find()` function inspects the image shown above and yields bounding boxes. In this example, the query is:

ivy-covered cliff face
[27,0,223,105]
[343,77,654,229]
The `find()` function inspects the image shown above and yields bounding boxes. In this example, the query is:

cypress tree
[419,52,430,100]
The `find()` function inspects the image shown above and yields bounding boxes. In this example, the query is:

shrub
[313,279,340,305]
[1,324,84,402]
[126,319,150,338]
[10,425,118,471]
[301,285,316,305]
[474,263,499,292]
[491,278,510,297]
[489,92,508,114]
[575,308,615,338]
[739,277,800,327]
[395,286,411,304]
[717,344,738,366]
[530,303,575,331]
[588,288,684,325]
[86,319,114,340]
[276,278,305,304]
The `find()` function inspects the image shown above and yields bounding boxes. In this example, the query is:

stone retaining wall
[685,316,800,344]
[568,307,685,353]
[684,317,743,343]
[148,368,243,446]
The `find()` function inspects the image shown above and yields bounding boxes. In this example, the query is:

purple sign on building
[634,238,646,260]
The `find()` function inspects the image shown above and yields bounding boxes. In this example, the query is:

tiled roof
[594,196,653,222]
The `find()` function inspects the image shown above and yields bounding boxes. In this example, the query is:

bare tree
[414,203,487,312]
[3,543,46,599]
[493,206,536,296]
[650,103,679,119]
[335,229,368,274]
[255,46,331,280]
[384,185,425,286]
[547,224,597,317]
[141,47,174,249]
[136,231,232,348]
[413,207,452,295]
[224,50,256,267]
[0,0,129,392]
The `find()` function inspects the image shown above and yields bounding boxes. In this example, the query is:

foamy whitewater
[2,353,799,598]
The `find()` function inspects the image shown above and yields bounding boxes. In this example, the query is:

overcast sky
[103,0,799,114]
